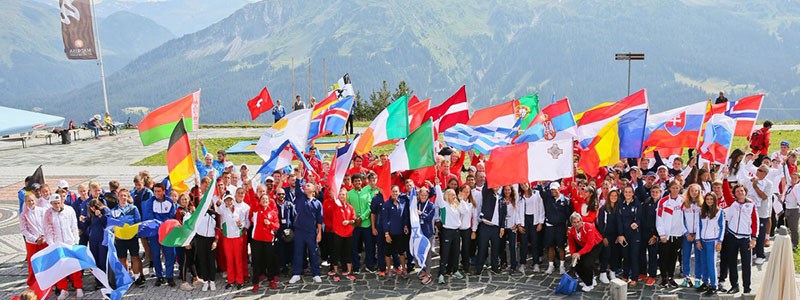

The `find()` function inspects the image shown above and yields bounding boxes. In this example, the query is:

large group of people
[18,121,800,299]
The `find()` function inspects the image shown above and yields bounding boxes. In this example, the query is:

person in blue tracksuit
[142,183,176,287]
[474,181,507,275]
[288,181,323,284]
[86,197,111,290]
[111,188,145,287]
[382,186,411,278]
[695,193,725,296]
[597,189,621,284]
[80,182,105,247]
[638,185,661,285]
[616,186,642,286]
[541,182,572,275]
[416,187,436,284]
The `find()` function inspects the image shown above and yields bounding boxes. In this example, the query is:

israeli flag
[408,188,431,267]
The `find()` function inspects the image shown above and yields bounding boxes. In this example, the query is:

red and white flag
[486,139,573,188]
[423,85,469,133]
[246,87,274,120]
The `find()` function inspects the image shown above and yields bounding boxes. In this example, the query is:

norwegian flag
[704,94,764,136]
[308,95,355,141]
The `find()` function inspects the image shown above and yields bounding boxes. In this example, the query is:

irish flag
[389,119,435,172]
[161,178,215,247]
[354,95,409,155]
[139,90,200,146]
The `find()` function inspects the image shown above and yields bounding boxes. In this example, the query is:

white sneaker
[313,276,322,283]
[559,265,566,274]
[209,281,216,291]
[545,265,554,274]
[599,273,610,284]
[754,257,765,265]
[289,275,301,284]
[593,278,597,286]
[76,288,84,298]
[516,265,525,274]
[609,270,616,279]
[57,290,68,300]
[202,281,209,291]
[582,284,594,292]
[180,282,193,291]
[533,264,540,273]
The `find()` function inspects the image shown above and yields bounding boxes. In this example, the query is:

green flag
[518,93,540,129]
[388,119,435,172]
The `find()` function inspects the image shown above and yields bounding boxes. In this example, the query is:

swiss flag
[246,87,274,120]
[423,85,469,133]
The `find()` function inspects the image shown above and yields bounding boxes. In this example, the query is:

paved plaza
[0,128,798,299]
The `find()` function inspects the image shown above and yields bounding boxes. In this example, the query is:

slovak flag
[515,98,577,143]
[246,87,274,120]
[699,114,736,165]
[705,94,764,136]
[643,101,707,149]
[308,96,355,141]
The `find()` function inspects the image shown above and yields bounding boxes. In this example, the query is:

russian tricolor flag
[699,114,736,165]
[643,101,707,149]
[515,98,577,143]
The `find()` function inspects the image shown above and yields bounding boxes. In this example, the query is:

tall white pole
[89,0,110,114]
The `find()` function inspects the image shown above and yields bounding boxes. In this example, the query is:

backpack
[749,129,767,151]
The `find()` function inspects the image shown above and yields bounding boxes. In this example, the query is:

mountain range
[5,0,800,123]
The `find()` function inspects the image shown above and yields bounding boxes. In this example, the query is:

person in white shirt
[744,165,773,265]
[518,182,544,272]
[44,194,83,299]
[194,198,219,292]
[219,191,247,289]
[500,185,524,274]
[770,140,791,164]
[656,181,685,288]
[783,172,800,250]
[436,188,462,284]
[456,185,478,275]
[694,193,725,296]
[20,194,47,287]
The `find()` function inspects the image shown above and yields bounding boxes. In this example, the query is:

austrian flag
[485,139,574,188]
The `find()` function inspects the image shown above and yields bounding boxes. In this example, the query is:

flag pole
[322,58,327,96]
[89,0,110,114]
[307,58,312,104]
[291,57,295,103]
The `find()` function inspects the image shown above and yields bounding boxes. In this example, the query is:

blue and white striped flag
[256,139,315,183]
[443,119,521,154]
[408,188,431,268]
[31,243,112,296]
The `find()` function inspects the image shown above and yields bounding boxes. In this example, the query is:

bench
[0,133,32,148]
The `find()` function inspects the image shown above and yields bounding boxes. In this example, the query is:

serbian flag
[699,114,736,165]
[643,101,707,149]
[515,98,577,143]
[705,94,764,136]
[166,118,195,194]
[408,97,431,132]
[423,85,469,133]
[246,87,274,120]
[486,139,574,188]
[577,89,649,159]
[466,99,519,128]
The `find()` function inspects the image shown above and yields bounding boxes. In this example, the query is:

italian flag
[138,90,200,146]
[354,95,409,155]
[389,119,436,172]
[160,178,215,247]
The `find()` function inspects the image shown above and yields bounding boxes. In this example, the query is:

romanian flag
[166,119,194,194]
[138,90,199,146]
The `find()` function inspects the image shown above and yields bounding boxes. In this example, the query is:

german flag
[167,119,195,193]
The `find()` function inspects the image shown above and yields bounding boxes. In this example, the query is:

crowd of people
[18,122,799,299]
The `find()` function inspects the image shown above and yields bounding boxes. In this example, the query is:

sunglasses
[277,193,286,196]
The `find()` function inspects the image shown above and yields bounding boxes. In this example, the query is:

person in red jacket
[329,189,357,281]
[567,212,603,292]
[250,194,280,292]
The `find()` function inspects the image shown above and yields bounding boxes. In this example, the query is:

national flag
[408,188,431,268]
[515,98,577,143]
[311,92,339,117]
[160,176,172,196]
[255,108,312,161]
[485,139,574,188]
[466,99,519,128]
[423,85,469,133]
[577,89,649,158]
[31,243,112,296]
[25,165,45,191]
[332,73,354,99]
[138,90,199,146]
[246,87,274,120]
[444,122,519,154]
[328,136,359,199]
[705,94,764,136]
[408,95,421,106]
[373,160,393,201]
[166,119,195,194]
[408,98,431,132]
[699,114,736,165]
[104,229,133,300]
[574,102,614,123]
[643,101,707,149]
[256,139,315,181]
[518,93,540,129]
[308,96,355,140]
[354,95,409,155]
[578,119,621,178]
[389,119,436,172]
[161,179,216,247]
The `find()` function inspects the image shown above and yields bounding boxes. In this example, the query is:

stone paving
[0,127,798,299]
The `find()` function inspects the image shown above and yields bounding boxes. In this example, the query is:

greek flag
[443,119,520,154]
[31,243,112,297]
[408,188,431,268]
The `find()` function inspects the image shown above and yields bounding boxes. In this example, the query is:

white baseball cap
[549,182,561,190]
[58,180,69,189]
[49,194,62,203]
